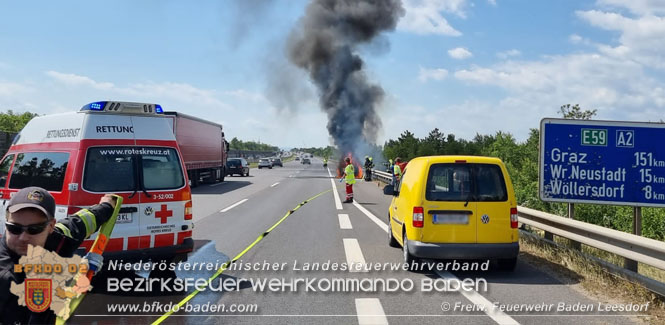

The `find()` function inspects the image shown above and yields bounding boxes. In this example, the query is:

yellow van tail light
[413,206,424,228]
[510,207,518,228]
[185,201,193,220]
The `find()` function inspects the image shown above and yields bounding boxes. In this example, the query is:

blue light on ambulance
[81,101,107,111]
[155,104,164,113]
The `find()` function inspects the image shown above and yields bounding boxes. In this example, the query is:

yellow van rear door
[421,164,477,244]
[474,164,512,243]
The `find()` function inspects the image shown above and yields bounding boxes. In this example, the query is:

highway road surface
[70,159,646,324]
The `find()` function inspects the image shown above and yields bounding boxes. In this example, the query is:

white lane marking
[220,199,248,213]
[355,298,389,325]
[270,182,280,187]
[343,238,368,273]
[436,270,520,325]
[328,168,343,210]
[353,201,520,325]
[352,201,388,233]
[209,182,226,187]
[338,214,352,229]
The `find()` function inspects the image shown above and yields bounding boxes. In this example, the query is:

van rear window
[83,147,184,192]
[425,163,507,202]
[9,152,69,191]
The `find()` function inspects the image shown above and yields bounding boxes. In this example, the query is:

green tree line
[382,104,665,241]
[294,146,335,158]
[229,137,278,152]
[0,110,38,133]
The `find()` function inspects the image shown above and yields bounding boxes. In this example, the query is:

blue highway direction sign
[540,118,665,207]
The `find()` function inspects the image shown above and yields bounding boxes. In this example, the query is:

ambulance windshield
[83,147,184,192]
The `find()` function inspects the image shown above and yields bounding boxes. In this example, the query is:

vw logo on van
[144,206,154,216]
[481,214,490,224]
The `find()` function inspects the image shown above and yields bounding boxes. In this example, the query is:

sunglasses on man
[5,221,50,235]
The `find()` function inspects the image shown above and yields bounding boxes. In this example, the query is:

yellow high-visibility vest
[394,164,402,178]
[345,164,356,184]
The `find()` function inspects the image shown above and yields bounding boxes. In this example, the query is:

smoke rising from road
[287,0,404,155]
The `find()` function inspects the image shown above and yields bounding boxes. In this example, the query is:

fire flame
[336,153,363,179]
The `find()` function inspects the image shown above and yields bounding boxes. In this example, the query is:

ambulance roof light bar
[80,101,164,115]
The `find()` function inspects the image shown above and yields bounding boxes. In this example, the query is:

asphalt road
[70,159,646,324]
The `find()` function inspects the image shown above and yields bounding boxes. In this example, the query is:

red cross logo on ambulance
[155,204,173,224]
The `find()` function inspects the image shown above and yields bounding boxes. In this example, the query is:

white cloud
[427,1,665,141]
[496,49,521,59]
[487,0,497,6]
[46,71,115,90]
[418,67,449,82]
[569,34,584,43]
[0,82,31,97]
[596,0,665,15]
[453,53,665,134]
[448,47,473,59]
[398,0,467,36]
[4,70,330,147]
[224,89,266,103]
[576,9,665,69]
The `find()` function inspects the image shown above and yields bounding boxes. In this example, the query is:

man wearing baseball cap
[0,186,117,324]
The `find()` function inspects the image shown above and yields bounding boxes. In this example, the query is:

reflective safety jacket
[394,164,403,180]
[344,164,356,185]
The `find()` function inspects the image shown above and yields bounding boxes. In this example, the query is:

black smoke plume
[287,0,404,155]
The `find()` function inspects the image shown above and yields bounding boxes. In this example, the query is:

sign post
[540,118,665,272]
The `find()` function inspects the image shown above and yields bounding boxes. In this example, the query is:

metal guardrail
[371,168,665,295]
[372,170,393,184]
[517,206,665,270]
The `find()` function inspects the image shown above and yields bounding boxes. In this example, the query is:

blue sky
[1,0,664,148]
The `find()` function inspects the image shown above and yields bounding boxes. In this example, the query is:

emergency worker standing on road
[393,157,403,192]
[0,187,117,324]
[364,156,374,181]
[342,157,356,203]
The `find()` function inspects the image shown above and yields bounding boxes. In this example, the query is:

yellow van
[388,156,519,271]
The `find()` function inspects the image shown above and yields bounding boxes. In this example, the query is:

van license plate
[116,213,132,224]
[432,214,468,224]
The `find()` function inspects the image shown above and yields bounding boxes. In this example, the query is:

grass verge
[519,228,665,324]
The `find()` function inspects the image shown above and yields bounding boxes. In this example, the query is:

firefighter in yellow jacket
[342,157,356,203]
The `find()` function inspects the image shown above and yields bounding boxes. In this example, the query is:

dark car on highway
[227,158,249,177]
[271,157,283,167]
[302,158,311,164]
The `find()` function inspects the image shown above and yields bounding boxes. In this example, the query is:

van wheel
[388,216,399,248]
[497,258,517,271]
[403,230,419,270]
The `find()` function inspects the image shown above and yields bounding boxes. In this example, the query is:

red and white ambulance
[0,101,193,263]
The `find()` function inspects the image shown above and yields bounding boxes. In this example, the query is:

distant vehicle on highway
[258,158,272,169]
[227,158,249,177]
[295,157,300,161]
[271,157,283,167]
[388,155,519,271]
[301,158,311,164]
